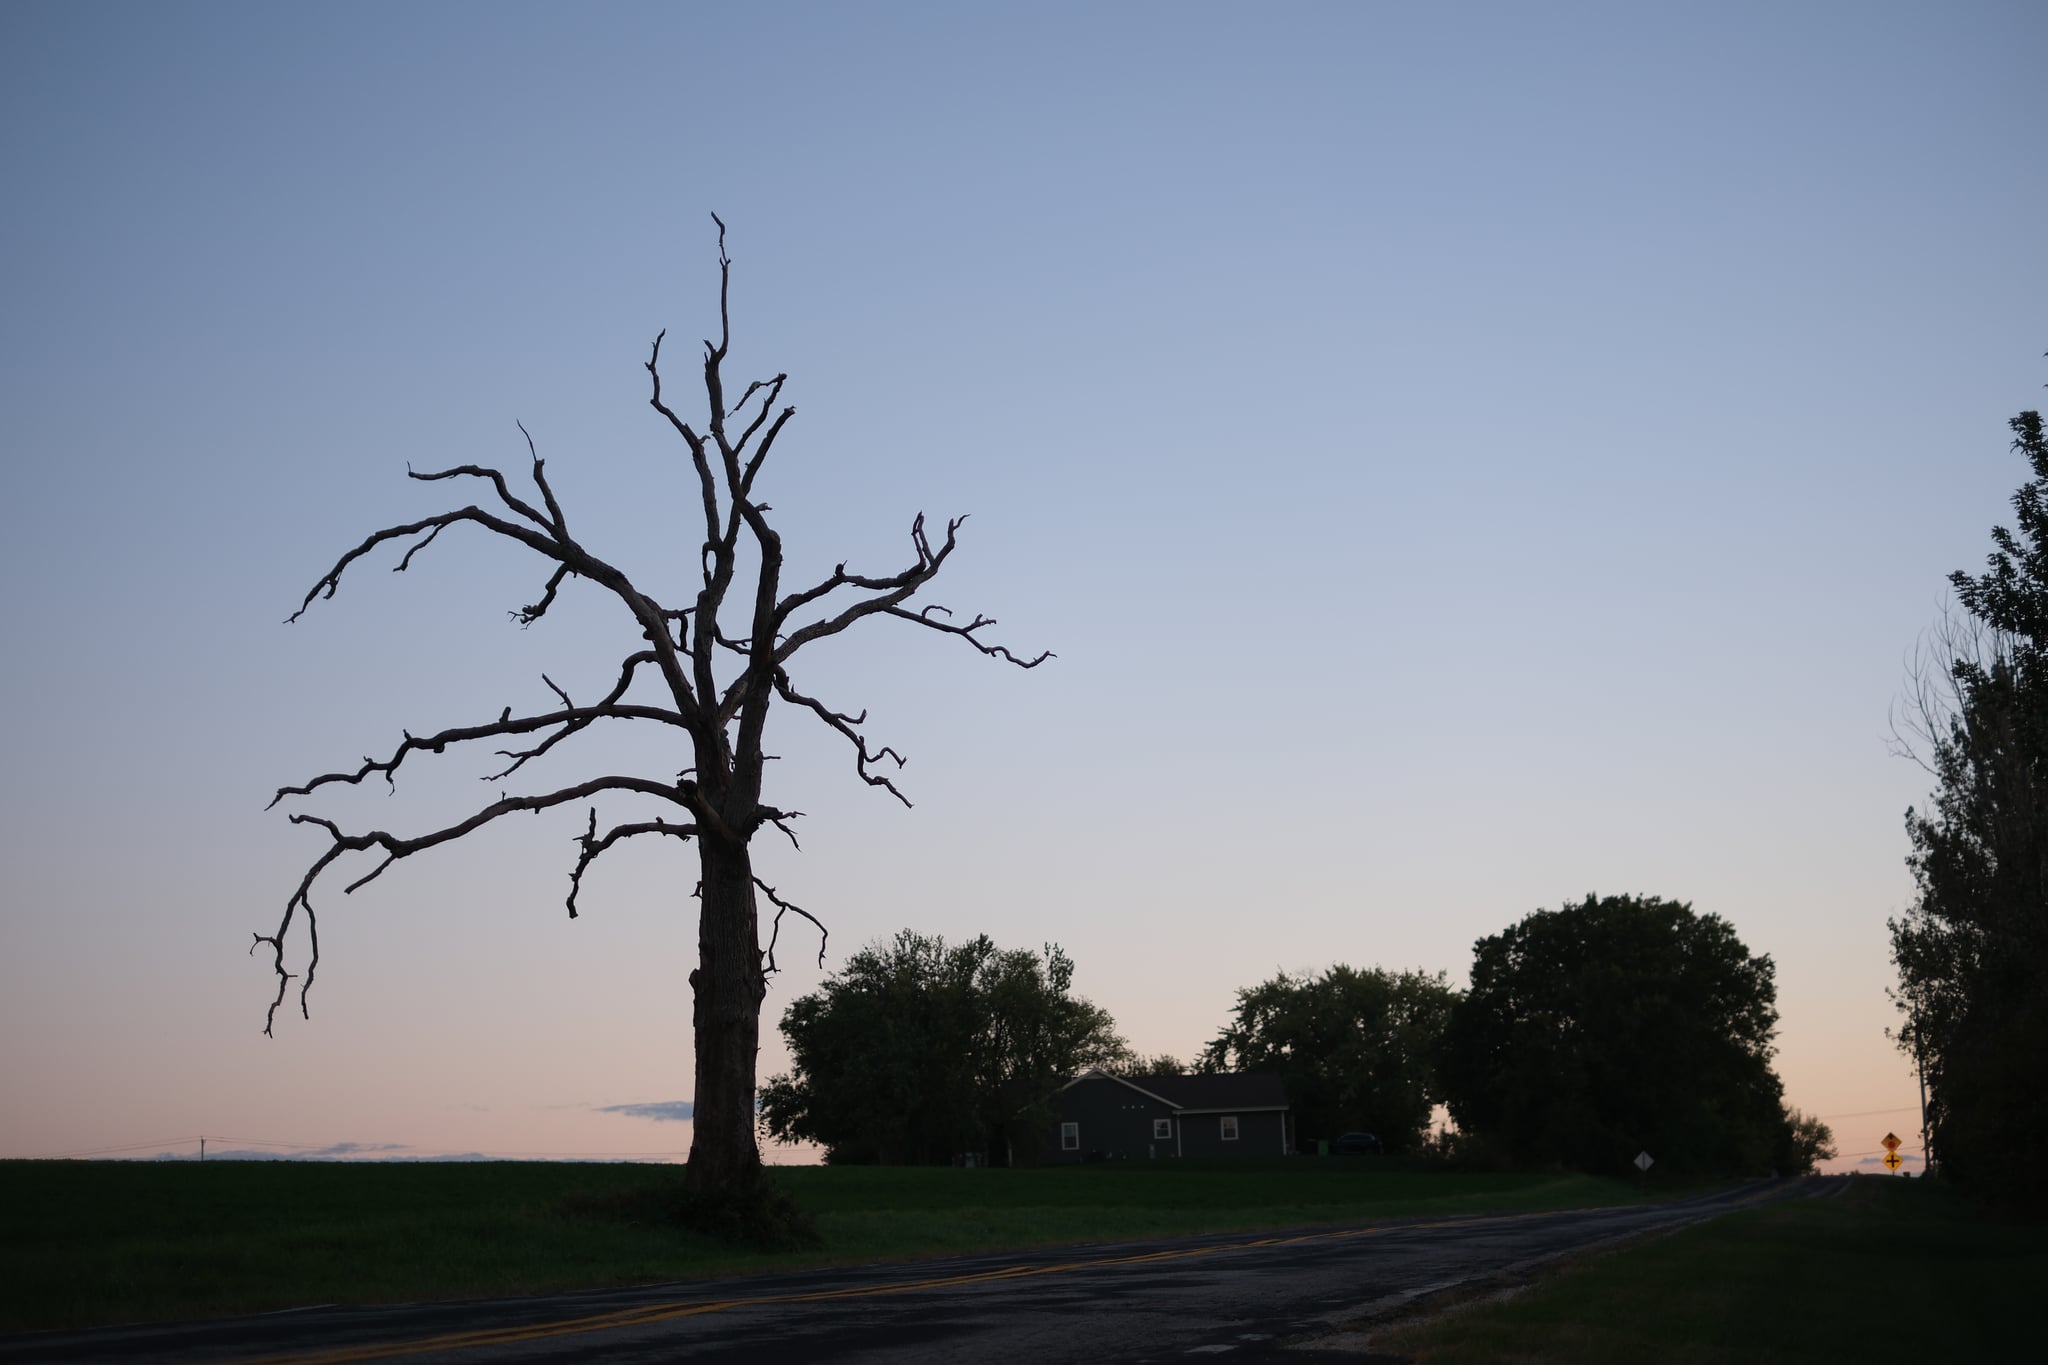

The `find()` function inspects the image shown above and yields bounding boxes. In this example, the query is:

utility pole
[200,1137,205,1163]
[1913,1030,1932,1179]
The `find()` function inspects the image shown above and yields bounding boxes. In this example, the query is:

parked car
[1331,1131,1382,1155]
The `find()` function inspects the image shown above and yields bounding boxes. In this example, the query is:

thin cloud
[597,1100,695,1122]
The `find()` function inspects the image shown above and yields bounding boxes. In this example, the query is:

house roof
[1064,1070,1288,1113]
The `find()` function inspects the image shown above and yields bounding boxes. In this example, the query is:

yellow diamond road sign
[1881,1132,1902,1152]
[1883,1150,1904,1172]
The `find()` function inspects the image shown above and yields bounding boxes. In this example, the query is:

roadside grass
[1375,1176,2041,1363]
[0,1159,1638,1333]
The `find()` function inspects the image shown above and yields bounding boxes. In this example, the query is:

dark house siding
[1177,1108,1287,1158]
[1036,1075,1181,1164]
[1035,1071,1290,1163]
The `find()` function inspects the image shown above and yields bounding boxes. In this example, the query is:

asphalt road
[3,1178,1832,1365]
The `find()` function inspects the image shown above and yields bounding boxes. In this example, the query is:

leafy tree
[1890,407,2048,1207]
[1441,894,1789,1178]
[253,221,1046,1204]
[1777,1107,1837,1175]
[1200,966,1458,1154]
[760,932,1126,1164]
[1110,1053,1191,1078]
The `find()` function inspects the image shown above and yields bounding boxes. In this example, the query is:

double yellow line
[233,1188,1788,1365]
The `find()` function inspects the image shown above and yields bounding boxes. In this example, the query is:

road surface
[3,1177,1832,1364]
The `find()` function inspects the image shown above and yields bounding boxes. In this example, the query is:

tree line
[762,893,1834,1178]
[1891,402,2048,1210]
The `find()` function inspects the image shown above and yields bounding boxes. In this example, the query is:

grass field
[1375,1176,2041,1362]
[0,1158,1637,1333]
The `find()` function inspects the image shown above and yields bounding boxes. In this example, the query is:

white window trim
[1220,1115,1240,1141]
[1060,1121,1080,1152]
[1153,1117,1172,1140]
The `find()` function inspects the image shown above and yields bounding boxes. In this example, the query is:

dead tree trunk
[254,217,1047,1204]
[688,829,767,1193]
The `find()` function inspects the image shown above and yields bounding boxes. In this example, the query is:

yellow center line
[225,1195,1777,1365]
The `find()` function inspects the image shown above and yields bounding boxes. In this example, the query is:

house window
[1061,1122,1080,1152]
[1153,1118,1172,1140]
[1220,1115,1239,1141]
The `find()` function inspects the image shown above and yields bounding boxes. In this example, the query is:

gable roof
[1062,1070,1288,1113]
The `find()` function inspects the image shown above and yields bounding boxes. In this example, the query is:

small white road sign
[1634,1151,1654,1172]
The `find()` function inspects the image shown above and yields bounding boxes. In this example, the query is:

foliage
[1108,1052,1190,1077]
[1441,893,1791,1178]
[1200,965,1458,1154]
[1891,407,2048,1208]
[760,931,1128,1164]
[1777,1107,1836,1175]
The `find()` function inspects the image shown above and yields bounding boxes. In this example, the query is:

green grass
[0,1159,1637,1333]
[1375,1177,2043,1363]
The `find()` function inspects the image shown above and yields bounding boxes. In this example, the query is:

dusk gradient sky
[5,2,2045,1175]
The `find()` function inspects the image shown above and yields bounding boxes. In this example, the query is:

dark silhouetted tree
[1779,1107,1836,1175]
[254,220,1047,1202]
[1891,405,2048,1207]
[1200,966,1457,1154]
[1109,1053,1191,1078]
[1441,894,1790,1178]
[760,931,1126,1164]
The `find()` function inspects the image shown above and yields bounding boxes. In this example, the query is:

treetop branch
[407,462,553,531]
[882,603,1055,668]
[517,421,570,536]
[286,506,562,624]
[770,513,962,662]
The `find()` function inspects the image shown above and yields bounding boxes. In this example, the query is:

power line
[10,1136,202,1160]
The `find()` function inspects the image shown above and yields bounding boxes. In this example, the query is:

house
[1034,1070,1290,1163]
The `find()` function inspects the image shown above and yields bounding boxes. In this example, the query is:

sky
[3,1,2042,1178]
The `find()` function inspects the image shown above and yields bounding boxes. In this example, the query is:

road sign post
[1881,1132,1903,1175]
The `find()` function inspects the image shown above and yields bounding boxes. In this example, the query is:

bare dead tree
[1888,599,2016,777]
[254,217,1049,1196]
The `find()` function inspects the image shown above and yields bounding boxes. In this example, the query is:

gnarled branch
[883,603,1055,669]
[774,668,911,807]
[567,809,699,918]
[407,461,554,531]
[268,684,682,808]
[518,422,570,536]
[483,652,665,782]
[286,500,581,627]
[257,775,694,1031]
[514,564,572,627]
[756,876,827,974]
[772,512,961,659]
